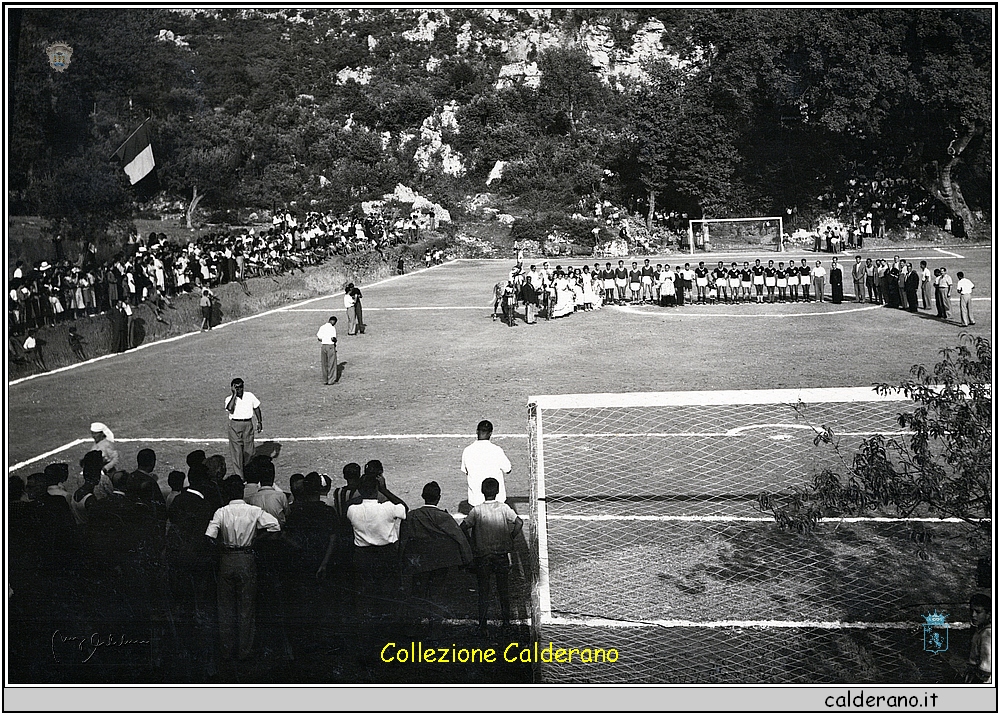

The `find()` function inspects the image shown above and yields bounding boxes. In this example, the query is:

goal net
[526,387,981,683]
[687,217,784,253]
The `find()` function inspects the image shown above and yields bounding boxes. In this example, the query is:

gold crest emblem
[45,42,73,72]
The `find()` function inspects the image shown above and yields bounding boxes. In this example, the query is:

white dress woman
[552,277,575,318]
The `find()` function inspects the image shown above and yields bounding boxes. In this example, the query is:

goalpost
[527,387,977,684]
[687,216,784,253]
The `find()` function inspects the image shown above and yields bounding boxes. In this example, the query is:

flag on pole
[113,120,155,185]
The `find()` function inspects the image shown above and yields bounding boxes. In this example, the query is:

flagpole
[109,115,151,162]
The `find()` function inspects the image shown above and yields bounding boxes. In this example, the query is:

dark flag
[113,120,155,185]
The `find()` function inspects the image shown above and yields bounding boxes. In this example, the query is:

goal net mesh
[526,388,981,683]
[689,218,783,252]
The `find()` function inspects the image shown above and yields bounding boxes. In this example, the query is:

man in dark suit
[829,258,844,304]
[903,262,921,313]
[166,463,219,678]
[519,276,538,325]
[398,481,472,628]
[129,448,168,536]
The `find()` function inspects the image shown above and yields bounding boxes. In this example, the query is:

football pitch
[6,244,993,684]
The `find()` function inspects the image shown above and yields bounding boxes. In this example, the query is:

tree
[537,45,604,135]
[758,336,991,548]
[632,61,742,227]
[157,112,251,227]
[702,9,990,230]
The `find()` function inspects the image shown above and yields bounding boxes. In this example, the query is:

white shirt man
[206,497,281,548]
[956,272,976,326]
[347,499,407,546]
[226,389,260,421]
[461,420,512,507]
[316,316,339,385]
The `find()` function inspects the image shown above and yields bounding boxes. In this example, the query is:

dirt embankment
[8,253,394,381]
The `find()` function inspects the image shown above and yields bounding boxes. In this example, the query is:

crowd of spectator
[7,206,429,338]
[9,444,522,682]
[815,175,967,238]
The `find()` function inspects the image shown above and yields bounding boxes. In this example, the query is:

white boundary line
[541,615,971,630]
[615,304,884,319]
[8,438,89,471]
[934,247,965,259]
[534,408,553,623]
[8,432,528,470]
[110,433,528,443]
[545,515,973,524]
[529,385,911,410]
[280,306,491,312]
[7,259,459,387]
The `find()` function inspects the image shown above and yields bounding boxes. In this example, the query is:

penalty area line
[541,615,971,630]
[546,514,972,524]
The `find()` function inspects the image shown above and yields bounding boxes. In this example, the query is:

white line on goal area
[541,615,972,630]
[545,514,972,524]
[544,430,910,439]
[528,385,912,410]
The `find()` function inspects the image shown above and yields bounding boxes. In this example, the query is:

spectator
[966,593,992,683]
[461,419,512,511]
[246,455,288,527]
[68,326,88,360]
[22,330,46,371]
[71,451,104,525]
[284,472,338,649]
[199,289,214,330]
[936,267,953,321]
[165,462,218,678]
[399,481,473,627]
[956,271,975,326]
[128,448,168,530]
[461,477,523,636]
[206,475,281,666]
[165,470,186,510]
[246,456,293,661]
[342,463,407,620]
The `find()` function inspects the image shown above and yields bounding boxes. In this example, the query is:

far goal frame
[687,216,784,253]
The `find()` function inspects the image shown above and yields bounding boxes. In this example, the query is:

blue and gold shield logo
[45,42,73,72]
[922,610,949,654]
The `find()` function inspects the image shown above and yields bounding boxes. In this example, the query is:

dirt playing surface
[9,247,992,516]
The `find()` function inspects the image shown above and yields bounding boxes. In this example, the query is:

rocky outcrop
[412,102,465,177]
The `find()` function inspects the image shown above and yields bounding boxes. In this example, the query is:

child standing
[461,477,523,636]
[966,593,992,683]
[199,289,213,330]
